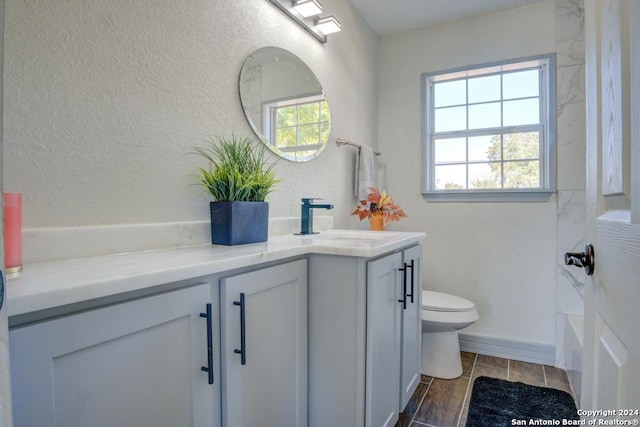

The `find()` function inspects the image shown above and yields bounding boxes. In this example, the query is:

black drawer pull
[233,293,247,365]
[199,303,214,384]
[398,263,407,310]
[406,260,415,304]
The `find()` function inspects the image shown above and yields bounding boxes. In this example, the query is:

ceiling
[348,0,547,36]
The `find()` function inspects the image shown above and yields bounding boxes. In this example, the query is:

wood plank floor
[396,352,575,427]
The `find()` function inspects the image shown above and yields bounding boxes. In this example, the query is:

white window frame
[421,54,557,202]
[263,94,328,161]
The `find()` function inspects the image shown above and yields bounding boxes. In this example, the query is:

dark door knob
[564,243,595,276]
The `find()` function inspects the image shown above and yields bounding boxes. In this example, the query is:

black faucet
[299,198,334,235]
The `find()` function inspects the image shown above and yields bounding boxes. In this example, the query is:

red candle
[4,192,22,273]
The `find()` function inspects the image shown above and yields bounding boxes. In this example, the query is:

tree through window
[422,55,556,201]
[264,95,330,162]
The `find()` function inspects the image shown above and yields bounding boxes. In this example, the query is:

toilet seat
[421,290,475,312]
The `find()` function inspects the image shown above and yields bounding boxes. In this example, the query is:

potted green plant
[192,134,279,245]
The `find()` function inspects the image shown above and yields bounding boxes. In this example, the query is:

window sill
[422,189,556,203]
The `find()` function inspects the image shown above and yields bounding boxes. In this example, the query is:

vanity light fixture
[268,0,342,44]
[293,0,323,18]
[315,15,341,35]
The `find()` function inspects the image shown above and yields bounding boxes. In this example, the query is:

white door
[581,0,640,412]
[399,245,422,411]
[9,284,216,427]
[0,0,13,424]
[220,259,307,427]
[366,252,402,427]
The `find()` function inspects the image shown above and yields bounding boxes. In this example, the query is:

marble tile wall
[554,0,586,367]
[557,191,586,300]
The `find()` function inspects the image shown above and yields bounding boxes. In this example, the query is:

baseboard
[459,332,555,366]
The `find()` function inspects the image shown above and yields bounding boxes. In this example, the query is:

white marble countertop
[6,229,425,318]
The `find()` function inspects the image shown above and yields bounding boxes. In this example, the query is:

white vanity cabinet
[308,244,423,427]
[9,258,307,427]
[9,282,221,427]
[7,230,424,427]
[220,259,307,427]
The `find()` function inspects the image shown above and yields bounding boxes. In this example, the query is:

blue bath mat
[466,376,579,426]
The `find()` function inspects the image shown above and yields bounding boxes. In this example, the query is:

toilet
[421,290,479,379]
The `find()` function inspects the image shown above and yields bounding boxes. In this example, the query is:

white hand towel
[355,145,376,200]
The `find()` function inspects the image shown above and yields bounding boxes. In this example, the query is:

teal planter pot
[210,201,269,245]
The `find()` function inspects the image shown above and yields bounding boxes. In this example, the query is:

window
[422,54,556,202]
[264,94,330,162]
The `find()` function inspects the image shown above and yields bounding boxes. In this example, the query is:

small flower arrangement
[352,187,408,227]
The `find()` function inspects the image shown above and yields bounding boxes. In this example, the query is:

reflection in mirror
[239,47,331,162]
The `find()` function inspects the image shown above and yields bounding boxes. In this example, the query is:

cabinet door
[221,259,307,427]
[366,252,402,427]
[400,245,423,410]
[9,283,219,427]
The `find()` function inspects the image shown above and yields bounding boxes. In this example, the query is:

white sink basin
[312,231,397,241]
[302,230,400,248]
[291,229,425,257]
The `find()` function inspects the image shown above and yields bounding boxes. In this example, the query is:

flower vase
[370,213,385,231]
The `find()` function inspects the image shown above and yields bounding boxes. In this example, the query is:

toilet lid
[421,290,475,312]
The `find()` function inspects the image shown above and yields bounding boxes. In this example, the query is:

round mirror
[239,47,331,162]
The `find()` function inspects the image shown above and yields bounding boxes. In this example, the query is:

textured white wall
[3,0,378,228]
[378,1,560,346]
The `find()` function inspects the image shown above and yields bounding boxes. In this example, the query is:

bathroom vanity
[6,229,424,427]
[308,244,422,427]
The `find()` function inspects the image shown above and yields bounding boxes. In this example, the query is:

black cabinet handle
[398,264,407,310]
[199,303,214,384]
[406,260,415,304]
[233,293,247,365]
[0,272,4,311]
